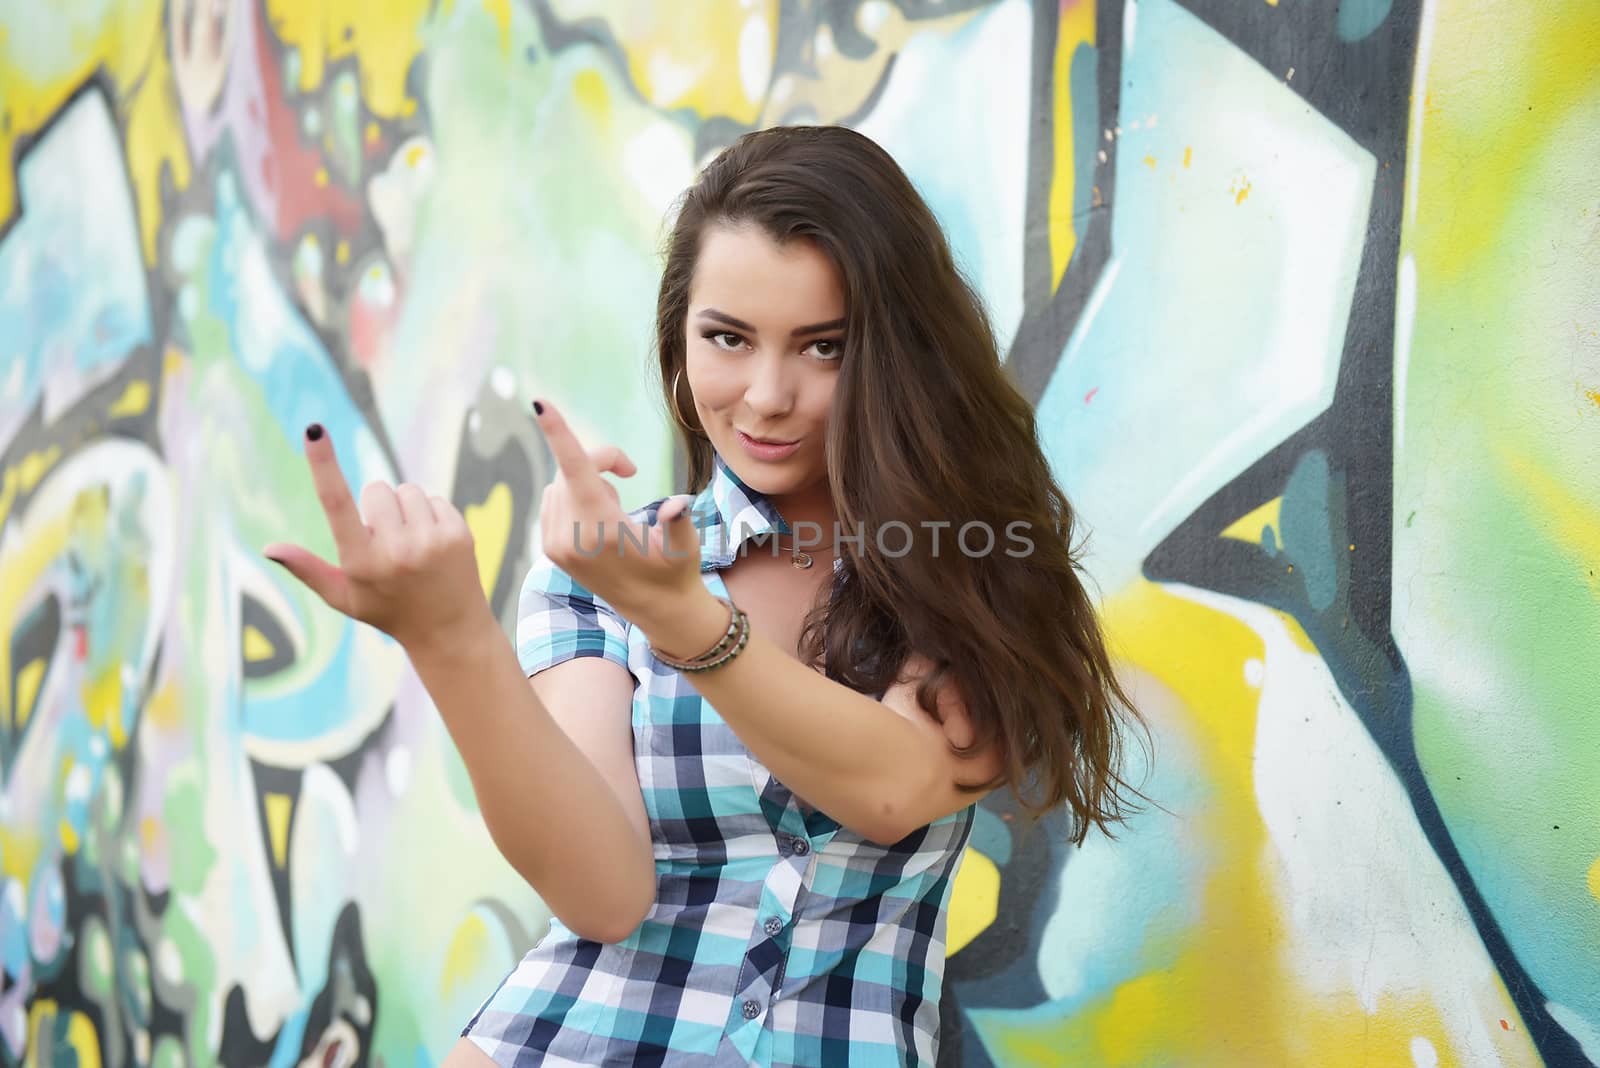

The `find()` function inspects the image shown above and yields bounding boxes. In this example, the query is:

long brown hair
[654,125,1152,844]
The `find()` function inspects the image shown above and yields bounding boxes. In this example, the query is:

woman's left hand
[532,398,706,625]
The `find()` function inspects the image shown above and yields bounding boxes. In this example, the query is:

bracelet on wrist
[649,595,750,673]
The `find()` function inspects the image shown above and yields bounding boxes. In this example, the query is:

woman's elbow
[852,760,976,847]
[568,867,656,944]
[572,900,650,944]
[848,791,918,848]
[497,847,656,945]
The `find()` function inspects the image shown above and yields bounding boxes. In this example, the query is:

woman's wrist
[402,600,505,671]
[634,587,735,662]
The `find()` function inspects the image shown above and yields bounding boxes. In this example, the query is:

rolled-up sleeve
[514,550,632,677]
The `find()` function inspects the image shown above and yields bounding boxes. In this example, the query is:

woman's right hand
[531,399,707,624]
[262,423,493,652]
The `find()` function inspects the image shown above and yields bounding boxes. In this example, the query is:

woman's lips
[736,430,801,460]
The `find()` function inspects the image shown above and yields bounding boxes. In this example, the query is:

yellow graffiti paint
[59,1008,104,1068]
[1220,495,1283,546]
[1048,0,1096,289]
[25,1000,58,1068]
[163,345,188,380]
[574,69,611,128]
[18,445,62,493]
[265,792,294,869]
[994,580,1510,1065]
[0,466,17,535]
[1497,444,1600,596]
[441,912,491,998]
[947,847,999,955]
[762,3,986,131]
[0,1,189,261]
[0,509,71,732]
[14,658,44,732]
[59,817,80,855]
[244,624,277,664]
[82,667,116,745]
[483,0,512,49]
[122,42,192,260]
[1273,606,1320,655]
[145,677,184,731]
[1411,2,1600,283]
[264,0,436,119]
[553,0,776,125]
[70,488,110,552]
[1588,856,1600,903]
[107,379,152,419]
[1105,579,1264,804]
[465,482,514,599]
[0,822,41,882]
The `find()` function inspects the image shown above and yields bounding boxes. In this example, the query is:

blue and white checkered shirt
[462,452,975,1066]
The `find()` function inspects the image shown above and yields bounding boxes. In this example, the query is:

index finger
[303,423,372,562]
[532,400,607,498]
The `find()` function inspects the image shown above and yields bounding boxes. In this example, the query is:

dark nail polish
[532,400,544,415]
[306,423,325,442]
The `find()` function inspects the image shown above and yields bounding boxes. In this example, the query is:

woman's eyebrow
[791,318,847,337]
[698,308,846,337]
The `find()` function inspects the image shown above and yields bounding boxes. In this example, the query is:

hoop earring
[669,369,700,433]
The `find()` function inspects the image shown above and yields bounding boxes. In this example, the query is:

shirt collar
[692,452,841,573]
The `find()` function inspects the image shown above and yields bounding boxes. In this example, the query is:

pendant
[792,551,813,569]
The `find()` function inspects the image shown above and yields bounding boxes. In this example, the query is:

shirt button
[791,837,810,856]
[764,916,783,936]
[742,998,761,1020]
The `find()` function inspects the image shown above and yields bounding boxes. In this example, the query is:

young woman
[266,125,1147,1066]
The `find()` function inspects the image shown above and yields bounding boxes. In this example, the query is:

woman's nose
[743,353,793,417]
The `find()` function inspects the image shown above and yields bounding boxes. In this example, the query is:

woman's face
[683,222,846,503]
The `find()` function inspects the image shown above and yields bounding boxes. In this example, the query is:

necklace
[762,533,816,569]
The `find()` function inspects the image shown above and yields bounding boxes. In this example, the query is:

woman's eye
[707,331,745,351]
[807,339,842,360]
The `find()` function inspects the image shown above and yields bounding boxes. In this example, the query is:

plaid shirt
[463,452,975,1066]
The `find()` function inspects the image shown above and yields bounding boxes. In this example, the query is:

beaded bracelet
[649,596,751,673]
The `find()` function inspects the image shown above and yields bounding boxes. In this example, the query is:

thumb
[657,496,700,559]
[659,495,695,523]
[263,544,351,614]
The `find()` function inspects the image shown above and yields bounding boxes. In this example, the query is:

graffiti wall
[1,0,1596,1065]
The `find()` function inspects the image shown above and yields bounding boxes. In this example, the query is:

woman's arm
[519,399,1002,846]
[264,421,655,942]
[407,610,655,942]
[634,590,1004,846]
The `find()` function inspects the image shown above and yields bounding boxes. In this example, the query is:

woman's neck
[770,484,837,547]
